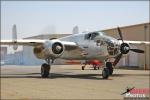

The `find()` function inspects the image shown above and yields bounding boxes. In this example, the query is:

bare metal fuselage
[61,33,119,60]
[40,32,120,61]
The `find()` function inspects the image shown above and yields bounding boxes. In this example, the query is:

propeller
[117,27,124,42]
[113,53,122,66]
[130,49,144,53]
[52,42,64,54]
[113,27,144,66]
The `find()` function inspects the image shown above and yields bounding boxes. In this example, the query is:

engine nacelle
[33,40,65,59]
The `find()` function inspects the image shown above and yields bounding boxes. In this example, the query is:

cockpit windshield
[98,32,106,36]
[84,31,105,40]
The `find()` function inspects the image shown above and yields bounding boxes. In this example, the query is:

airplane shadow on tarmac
[0,72,149,80]
[1,73,106,80]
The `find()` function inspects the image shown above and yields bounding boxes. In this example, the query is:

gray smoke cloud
[41,25,56,34]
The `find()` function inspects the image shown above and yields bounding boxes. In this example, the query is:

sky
[1,1,149,39]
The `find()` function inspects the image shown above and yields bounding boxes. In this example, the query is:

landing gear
[41,58,53,78]
[102,67,109,79]
[41,63,50,78]
[93,65,100,70]
[102,62,113,79]
[93,65,97,70]
[82,66,85,70]
[106,62,113,75]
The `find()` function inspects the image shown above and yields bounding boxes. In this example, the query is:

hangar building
[0,47,7,64]
[102,23,149,69]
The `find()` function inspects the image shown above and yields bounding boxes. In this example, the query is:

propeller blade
[130,49,144,53]
[117,27,124,42]
[113,53,123,66]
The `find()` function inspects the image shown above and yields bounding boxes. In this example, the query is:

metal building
[102,22,149,69]
[0,47,7,64]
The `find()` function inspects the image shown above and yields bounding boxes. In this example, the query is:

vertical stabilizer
[72,26,79,34]
[12,24,18,50]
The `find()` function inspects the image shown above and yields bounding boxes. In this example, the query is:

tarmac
[0,65,149,99]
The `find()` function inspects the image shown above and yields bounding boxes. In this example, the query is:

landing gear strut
[106,62,113,75]
[93,65,97,70]
[41,58,53,78]
[82,66,85,70]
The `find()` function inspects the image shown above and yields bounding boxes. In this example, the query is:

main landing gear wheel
[41,63,50,78]
[102,67,109,79]
[106,62,113,75]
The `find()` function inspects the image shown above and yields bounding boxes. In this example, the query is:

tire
[82,66,85,70]
[106,62,113,75]
[102,68,109,79]
[93,65,97,70]
[41,63,50,78]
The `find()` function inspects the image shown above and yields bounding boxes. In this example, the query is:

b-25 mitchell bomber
[1,25,149,79]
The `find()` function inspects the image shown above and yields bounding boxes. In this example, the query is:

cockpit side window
[91,32,99,40]
[84,33,91,40]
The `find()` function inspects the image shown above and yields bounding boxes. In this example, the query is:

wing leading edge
[121,40,150,45]
[1,39,79,51]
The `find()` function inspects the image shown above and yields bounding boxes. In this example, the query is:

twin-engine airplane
[1,25,149,79]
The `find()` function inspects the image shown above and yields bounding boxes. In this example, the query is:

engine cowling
[33,40,65,59]
[43,40,65,58]
[51,41,64,55]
